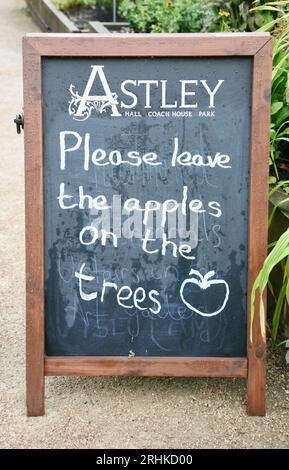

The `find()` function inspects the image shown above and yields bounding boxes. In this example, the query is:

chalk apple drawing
[180,269,229,317]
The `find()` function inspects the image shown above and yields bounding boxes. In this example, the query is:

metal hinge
[14,114,24,134]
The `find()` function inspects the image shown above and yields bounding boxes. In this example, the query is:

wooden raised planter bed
[26,0,79,32]
[89,21,129,33]
[25,0,129,33]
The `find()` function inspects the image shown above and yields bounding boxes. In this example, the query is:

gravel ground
[0,0,288,450]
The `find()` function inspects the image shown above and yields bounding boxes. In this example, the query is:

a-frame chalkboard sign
[23,33,272,416]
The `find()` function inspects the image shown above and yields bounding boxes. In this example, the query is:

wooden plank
[25,32,271,57]
[89,21,110,34]
[23,38,45,417]
[247,38,272,416]
[26,0,80,33]
[45,356,248,378]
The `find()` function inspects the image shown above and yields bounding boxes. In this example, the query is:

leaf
[268,241,277,249]
[272,50,289,81]
[250,5,286,13]
[256,12,289,32]
[276,120,289,135]
[278,128,289,137]
[266,1,289,5]
[268,279,276,299]
[271,101,284,115]
[270,129,277,139]
[269,176,277,184]
[251,230,289,343]
[274,338,289,348]
[275,137,289,143]
[275,107,289,128]
[269,179,289,197]
[268,196,289,228]
[272,283,287,341]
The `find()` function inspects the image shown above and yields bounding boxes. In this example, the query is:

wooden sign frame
[23,33,272,417]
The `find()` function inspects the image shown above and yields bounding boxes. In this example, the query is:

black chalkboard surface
[43,57,251,357]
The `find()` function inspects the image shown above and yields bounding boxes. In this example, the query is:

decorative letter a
[69,65,121,120]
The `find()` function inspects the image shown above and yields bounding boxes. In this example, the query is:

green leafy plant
[268,179,289,225]
[253,4,289,179]
[118,0,209,33]
[250,2,289,346]
[53,0,110,11]
[251,226,289,344]
[204,0,276,32]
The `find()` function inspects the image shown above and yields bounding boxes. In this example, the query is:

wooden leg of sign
[26,316,45,416]
[247,293,266,416]
[26,368,45,417]
[246,39,271,417]
[26,289,45,416]
[24,38,45,417]
[247,352,266,416]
